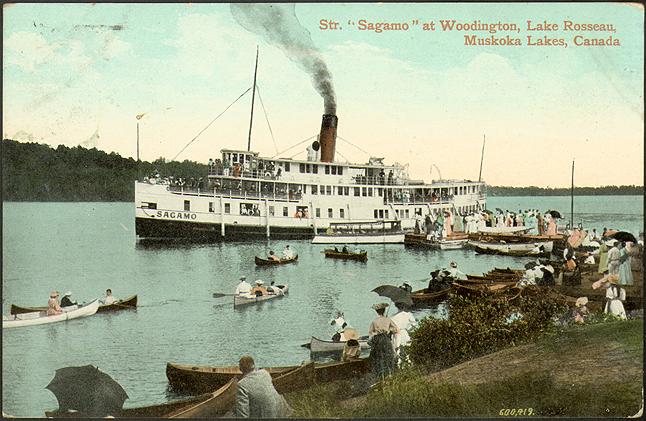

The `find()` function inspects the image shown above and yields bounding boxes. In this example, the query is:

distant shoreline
[2,139,643,201]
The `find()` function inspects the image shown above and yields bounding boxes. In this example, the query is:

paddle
[212,293,238,298]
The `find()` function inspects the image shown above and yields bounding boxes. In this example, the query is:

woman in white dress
[390,302,417,366]
[604,275,626,320]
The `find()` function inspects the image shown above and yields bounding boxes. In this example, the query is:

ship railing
[353,175,400,186]
[208,167,280,180]
[168,185,302,201]
[384,195,455,205]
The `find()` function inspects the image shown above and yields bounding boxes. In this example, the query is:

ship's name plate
[155,210,198,220]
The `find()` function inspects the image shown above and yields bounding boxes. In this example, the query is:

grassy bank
[285,319,643,418]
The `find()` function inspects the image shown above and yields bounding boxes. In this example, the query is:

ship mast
[478,134,485,182]
[247,46,259,152]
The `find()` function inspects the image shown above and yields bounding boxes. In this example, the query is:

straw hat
[450,261,458,268]
[239,276,246,281]
[255,280,264,285]
[50,291,59,298]
[343,328,359,341]
[371,303,389,310]
[63,291,72,297]
[606,274,619,284]
[575,297,588,307]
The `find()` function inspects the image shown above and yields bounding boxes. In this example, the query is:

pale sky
[3,3,644,187]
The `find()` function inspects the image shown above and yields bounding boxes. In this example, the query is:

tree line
[2,139,643,201]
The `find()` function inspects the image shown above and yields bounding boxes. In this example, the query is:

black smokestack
[230,4,337,114]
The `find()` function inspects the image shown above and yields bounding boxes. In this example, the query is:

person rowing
[235,276,253,298]
[60,291,77,307]
[102,289,117,305]
[47,291,63,316]
[267,250,280,262]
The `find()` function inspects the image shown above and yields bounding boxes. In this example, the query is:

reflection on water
[2,198,642,416]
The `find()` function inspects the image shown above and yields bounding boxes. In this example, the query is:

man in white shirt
[235,276,253,298]
[103,289,117,305]
[448,261,468,280]
[282,245,294,259]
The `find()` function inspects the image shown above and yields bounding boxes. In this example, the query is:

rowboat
[473,245,551,258]
[309,336,370,354]
[469,240,554,254]
[404,233,468,249]
[234,284,288,307]
[166,361,299,394]
[312,220,405,244]
[411,288,450,306]
[254,255,298,266]
[476,226,532,234]
[452,281,518,297]
[9,294,138,315]
[3,300,100,329]
[323,249,368,262]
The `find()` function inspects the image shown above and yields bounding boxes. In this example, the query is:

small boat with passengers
[308,336,370,354]
[254,255,298,266]
[312,220,405,244]
[3,300,100,329]
[323,248,368,262]
[234,284,288,307]
[10,294,138,315]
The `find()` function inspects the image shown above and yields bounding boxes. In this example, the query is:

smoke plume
[230,4,337,114]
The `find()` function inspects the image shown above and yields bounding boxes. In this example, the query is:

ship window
[325,165,330,174]
[405,210,410,218]
[338,166,343,175]
[368,188,373,197]
[331,166,337,175]
[269,206,275,216]
[340,209,345,218]
[354,187,360,196]
[385,210,389,219]
[316,208,321,217]
[232,153,238,163]
[377,188,383,197]
[302,185,307,194]
[379,209,384,218]
[283,207,288,216]
[142,202,157,209]
[224,203,230,214]
[326,185,332,195]
[209,202,214,213]
[337,186,343,195]
[184,200,190,211]
[362,187,367,197]
[313,165,318,174]
[284,162,290,172]
[328,208,333,218]
[299,163,305,173]
[344,187,349,195]
[312,185,318,195]
[374,209,378,218]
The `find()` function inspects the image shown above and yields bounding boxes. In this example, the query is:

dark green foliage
[407,289,567,370]
[1,139,207,201]
[488,184,643,196]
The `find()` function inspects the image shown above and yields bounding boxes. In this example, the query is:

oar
[212,292,238,298]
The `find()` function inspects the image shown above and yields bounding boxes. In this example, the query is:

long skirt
[618,259,634,286]
[369,333,396,380]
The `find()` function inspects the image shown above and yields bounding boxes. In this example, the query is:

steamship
[135,54,486,241]
[135,112,486,240]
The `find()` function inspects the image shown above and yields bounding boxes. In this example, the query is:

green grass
[286,320,643,418]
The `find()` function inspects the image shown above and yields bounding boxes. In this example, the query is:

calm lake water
[2,196,643,416]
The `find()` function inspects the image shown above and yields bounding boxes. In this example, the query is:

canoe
[474,245,550,258]
[309,336,370,354]
[411,288,450,306]
[167,359,369,397]
[324,249,368,262]
[254,255,298,266]
[166,361,299,394]
[3,300,100,329]
[10,294,137,315]
[234,284,288,307]
[46,377,239,418]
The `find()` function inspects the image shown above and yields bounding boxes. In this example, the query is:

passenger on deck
[235,277,253,298]
[47,291,63,316]
[267,251,280,261]
[103,289,117,305]
[60,292,77,307]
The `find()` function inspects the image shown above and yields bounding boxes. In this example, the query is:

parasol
[495,208,504,213]
[371,285,413,307]
[524,261,540,270]
[608,231,637,244]
[547,210,562,219]
[46,365,129,417]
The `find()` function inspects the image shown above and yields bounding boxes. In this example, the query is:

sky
[3,3,644,187]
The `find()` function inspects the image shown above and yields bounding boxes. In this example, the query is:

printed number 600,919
[499,408,534,416]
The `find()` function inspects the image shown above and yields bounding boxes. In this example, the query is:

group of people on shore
[46,289,116,316]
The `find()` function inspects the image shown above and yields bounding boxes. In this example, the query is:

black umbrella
[495,208,504,213]
[524,261,540,270]
[371,285,413,307]
[46,365,129,417]
[547,210,562,219]
[608,231,637,244]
